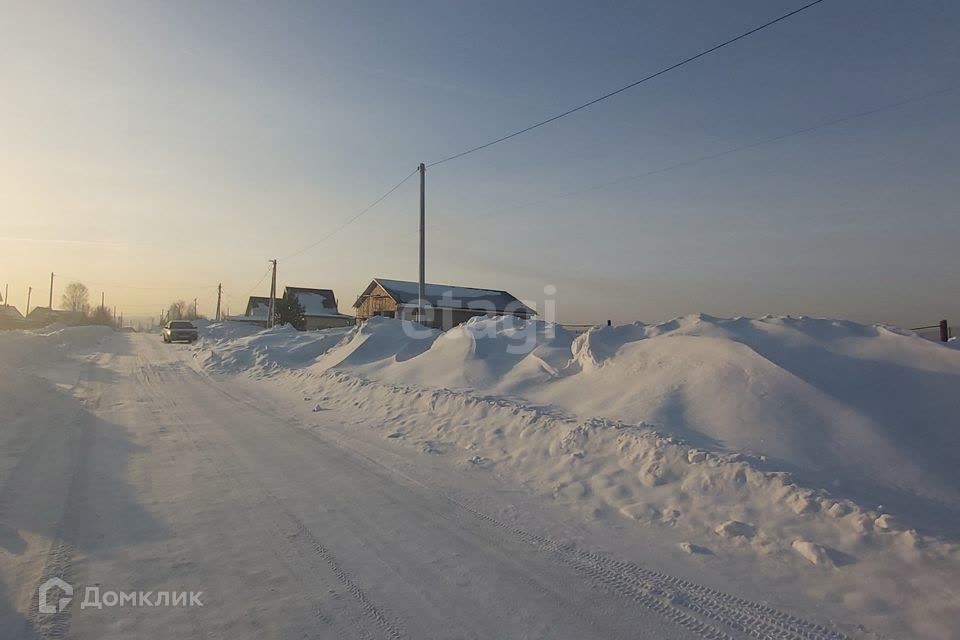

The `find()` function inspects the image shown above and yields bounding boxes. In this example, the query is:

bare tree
[62,281,90,313]
[168,300,187,320]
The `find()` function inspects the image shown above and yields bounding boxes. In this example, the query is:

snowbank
[196,314,960,536]
[199,323,353,375]
[0,325,116,367]
[194,313,960,638]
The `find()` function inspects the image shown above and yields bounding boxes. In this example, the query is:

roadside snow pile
[0,325,115,367]
[199,323,352,375]
[197,314,960,536]
[300,314,960,532]
[196,314,960,637]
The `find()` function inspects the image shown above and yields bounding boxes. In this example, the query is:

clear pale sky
[2,0,958,327]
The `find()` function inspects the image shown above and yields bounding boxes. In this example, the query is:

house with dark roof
[245,296,278,319]
[283,287,354,330]
[353,278,535,331]
[25,307,80,327]
[0,305,25,329]
[1,305,24,320]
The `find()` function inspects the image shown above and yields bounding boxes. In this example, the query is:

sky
[1,0,958,328]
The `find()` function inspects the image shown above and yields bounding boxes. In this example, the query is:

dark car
[162,320,198,344]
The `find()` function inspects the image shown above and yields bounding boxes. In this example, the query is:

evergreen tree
[274,292,306,330]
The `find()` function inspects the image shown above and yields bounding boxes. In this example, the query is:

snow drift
[198,314,960,535]
[196,314,960,639]
[0,325,116,367]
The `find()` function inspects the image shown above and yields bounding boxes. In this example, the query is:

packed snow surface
[2,319,959,638]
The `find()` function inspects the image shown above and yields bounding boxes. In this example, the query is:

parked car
[162,320,198,344]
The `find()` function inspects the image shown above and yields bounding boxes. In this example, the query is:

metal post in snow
[418,162,426,323]
[268,260,277,328]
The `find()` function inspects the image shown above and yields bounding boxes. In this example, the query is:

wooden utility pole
[268,260,277,328]
[48,272,54,309]
[216,283,222,321]
[418,162,426,322]
[3,284,7,307]
[101,292,105,310]
[26,287,32,315]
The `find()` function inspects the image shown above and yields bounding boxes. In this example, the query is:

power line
[55,273,218,291]
[281,168,419,262]
[427,0,829,168]
[494,83,960,210]
[241,265,274,299]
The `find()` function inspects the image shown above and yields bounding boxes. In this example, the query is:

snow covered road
[3,331,854,639]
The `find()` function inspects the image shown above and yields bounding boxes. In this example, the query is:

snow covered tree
[275,292,306,330]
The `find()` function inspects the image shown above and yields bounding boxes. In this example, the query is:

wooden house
[353,278,534,331]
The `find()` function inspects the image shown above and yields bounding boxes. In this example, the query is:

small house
[353,278,535,331]
[0,305,24,329]
[0,305,24,321]
[25,307,79,327]
[283,287,354,330]
[245,296,278,320]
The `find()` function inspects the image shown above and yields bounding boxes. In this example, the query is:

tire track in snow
[273,497,405,640]
[189,352,848,640]
[27,360,101,640]
[446,497,849,640]
[139,354,404,639]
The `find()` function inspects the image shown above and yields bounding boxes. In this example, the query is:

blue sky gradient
[1,0,958,326]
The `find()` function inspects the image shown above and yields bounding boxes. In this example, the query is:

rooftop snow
[362,278,534,314]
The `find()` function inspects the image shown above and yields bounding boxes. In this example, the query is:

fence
[559,321,612,335]
[909,319,952,343]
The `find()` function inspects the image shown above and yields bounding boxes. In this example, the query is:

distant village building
[245,296,278,319]
[0,305,24,321]
[0,305,25,329]
[25,307,79,327]
[353,278,535,331]
[237,289,353,330]
[282,287,354,330]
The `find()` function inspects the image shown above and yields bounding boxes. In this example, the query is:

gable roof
[26,307,73,319]
[0,306,24,320]
[354,278,535,316]
[245,296,278,318]
[283,287,347,317]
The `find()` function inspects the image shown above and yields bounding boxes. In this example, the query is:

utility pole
[3,284,7,308]
[193,298,198,319]
[216,283,222,321]
[101,292,105,311]
[268,259,277,328]
[48,272,54,309]
[26,287,32,315]
[418,162,426,322]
